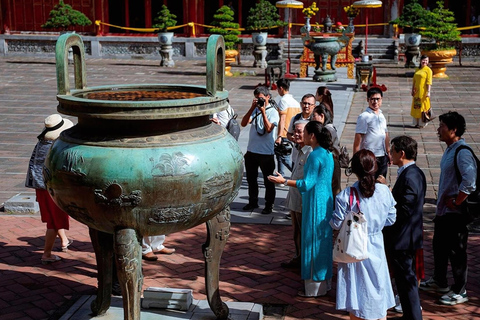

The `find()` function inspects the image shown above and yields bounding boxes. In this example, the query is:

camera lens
[257,97,265,107]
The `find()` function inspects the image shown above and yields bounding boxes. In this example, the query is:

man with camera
[241,86,280,215]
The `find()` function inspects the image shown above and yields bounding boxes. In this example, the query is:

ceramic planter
[252,32,268,68]
[158,32,175,67]
[225,49,239,76]
[422,49,457,78]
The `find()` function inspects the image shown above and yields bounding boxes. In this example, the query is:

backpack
[454,145,480,224]
[225,108,241,141]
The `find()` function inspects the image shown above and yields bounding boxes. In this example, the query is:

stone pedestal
[142,288,193,311]
[253,46,267,68]
[313,69,336,82]
[355,61,373,91]
[405,45,420,68]
[160,45,175,67]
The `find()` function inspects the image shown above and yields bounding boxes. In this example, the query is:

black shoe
[281,259,300,269]
[261,206,273,215]
[243,203,259,211]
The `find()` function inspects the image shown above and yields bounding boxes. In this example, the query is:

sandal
[61,240,73,252]
[41,254,62,265]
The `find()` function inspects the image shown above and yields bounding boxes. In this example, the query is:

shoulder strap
[349,187,361,211]
[454,145,480,184]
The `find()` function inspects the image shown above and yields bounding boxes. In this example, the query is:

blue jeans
[276,153,292,176]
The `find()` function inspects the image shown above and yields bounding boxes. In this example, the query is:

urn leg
[114,228,143,320]
[321,54,328,71]
[331,54,338,70]
[89,228,114,316]
[314,54,321,70]
[203,208,230,320]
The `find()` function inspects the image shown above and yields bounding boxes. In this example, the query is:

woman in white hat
[25,114,74,264]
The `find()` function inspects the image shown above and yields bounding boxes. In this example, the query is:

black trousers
[432,214,469,294]
[244,151,276,207]
[392,250,422,320]
[375,155,389,178]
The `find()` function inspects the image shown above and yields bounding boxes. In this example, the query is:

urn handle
[55,33,87,95]
[206,35,225,97]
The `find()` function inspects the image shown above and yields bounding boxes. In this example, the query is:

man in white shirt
[353,87,390,178]
[275,78,301,176]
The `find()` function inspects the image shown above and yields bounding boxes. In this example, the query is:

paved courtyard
[1,54,480,319]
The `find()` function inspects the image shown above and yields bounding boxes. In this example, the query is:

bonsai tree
[420,1,461,50]
[42,0,92,30]
[390,0,427,33]
[246,0,285,32]
[152,5,177,32]
[210,6,242,50]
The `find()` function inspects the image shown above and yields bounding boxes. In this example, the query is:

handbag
[421,108,435,123]
[333,187,369,263]
[338,146,350,168]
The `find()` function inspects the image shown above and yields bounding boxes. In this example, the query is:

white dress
[330,182,396,319]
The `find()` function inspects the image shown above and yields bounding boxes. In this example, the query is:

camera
[257,97,265,107]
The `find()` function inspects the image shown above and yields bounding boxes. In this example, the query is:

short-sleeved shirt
[355,108,388,157]
[287,112,312,135]
[276,94,301,137]
[247,105,279,155]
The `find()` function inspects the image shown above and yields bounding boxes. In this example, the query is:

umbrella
[276,0,303,78]
[352,0,382,56]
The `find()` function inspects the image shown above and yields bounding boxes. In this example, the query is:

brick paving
[1,54,480,319]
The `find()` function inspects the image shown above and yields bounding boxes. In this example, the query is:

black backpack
[226,113,240,141]
[454,145,480,224]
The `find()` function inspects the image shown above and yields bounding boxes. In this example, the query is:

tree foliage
[210,6,242,50]
[42,1,92,30]
[246,0,286,31]
[152,5,177,32]
[420,1,461,50]
[390,0,426,33]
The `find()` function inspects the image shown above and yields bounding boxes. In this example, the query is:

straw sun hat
[38,114,74,141]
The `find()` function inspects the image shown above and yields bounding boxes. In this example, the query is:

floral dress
[410,66,432,119]
[330,182,396,319]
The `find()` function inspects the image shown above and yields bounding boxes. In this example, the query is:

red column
[145,0,152,28]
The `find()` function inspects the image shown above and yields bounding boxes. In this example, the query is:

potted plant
[343,5,360,32]
[153,5,177,67]
[420,1,461,77]
[210,5,242,76]
[246,0,285,68]
[390,0,427,67]
[42,0,92,31]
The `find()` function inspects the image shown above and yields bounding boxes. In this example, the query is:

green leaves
[152,5,177,32]
[420,1,461,50]
[246,0,286,31]
[41,0,92,30]
[210,6,242,50]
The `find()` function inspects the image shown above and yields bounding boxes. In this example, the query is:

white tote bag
[333,187,369,263]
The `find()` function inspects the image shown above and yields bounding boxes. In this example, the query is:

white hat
[38,114,74,141]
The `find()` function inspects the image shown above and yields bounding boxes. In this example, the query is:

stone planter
[158,32,175,67]
[252,32,268,68]
[404,33,421,68]
[422,49,456,78]
[47,33,242,320]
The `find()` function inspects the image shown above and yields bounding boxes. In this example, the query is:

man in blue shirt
[241,86,279,215]
[420,112,477,306]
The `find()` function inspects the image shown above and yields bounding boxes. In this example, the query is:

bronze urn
[44,33,243,319]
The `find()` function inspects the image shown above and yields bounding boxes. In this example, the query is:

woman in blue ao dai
[269,121,334,297]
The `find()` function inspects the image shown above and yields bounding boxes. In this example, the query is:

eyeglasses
[302,102,314,106]
[369,98,382,102]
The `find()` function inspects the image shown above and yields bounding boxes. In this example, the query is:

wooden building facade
[0,0,477,36]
